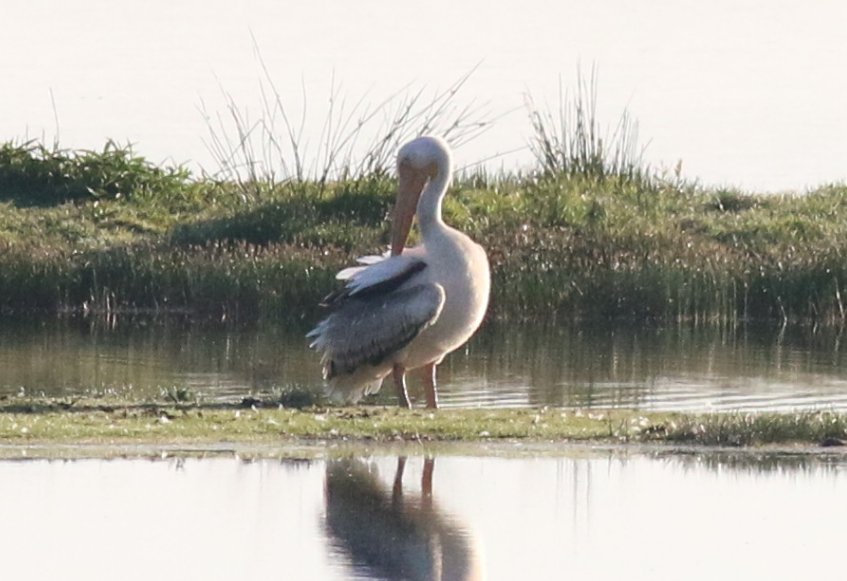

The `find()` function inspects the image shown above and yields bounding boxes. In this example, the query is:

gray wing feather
[309,283,445,379]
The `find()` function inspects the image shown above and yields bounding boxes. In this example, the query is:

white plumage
[308,136,490,408]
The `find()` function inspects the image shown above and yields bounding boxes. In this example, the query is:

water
[2,0,846,192]
[3,317,847,412]
[0,449,843,580]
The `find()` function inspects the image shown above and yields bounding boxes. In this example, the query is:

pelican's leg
[392,456,406,505]
[422,362,439,409]
[422,457,434,510]
[393,364,411,409]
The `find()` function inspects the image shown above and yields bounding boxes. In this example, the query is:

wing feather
[309,283,445,380]
[322,253,428,306]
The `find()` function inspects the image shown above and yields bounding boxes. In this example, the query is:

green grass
[662,410,847,446]
[2,137,847,324]
[3,74,847,325]
[0,140,191,207]
[0,396,845,449]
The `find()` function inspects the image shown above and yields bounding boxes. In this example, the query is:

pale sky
[3,0,846,191]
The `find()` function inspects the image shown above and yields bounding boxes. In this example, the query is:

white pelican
[308,135,490,408]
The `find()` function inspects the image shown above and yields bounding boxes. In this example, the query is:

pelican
[308,135,490,408]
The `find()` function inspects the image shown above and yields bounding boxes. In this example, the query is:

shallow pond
[0,448,844,580]
[2,317,847,411]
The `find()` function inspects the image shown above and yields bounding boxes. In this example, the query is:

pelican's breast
[400,230,490,368]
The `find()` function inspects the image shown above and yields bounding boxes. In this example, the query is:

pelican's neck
[417,166,451,237]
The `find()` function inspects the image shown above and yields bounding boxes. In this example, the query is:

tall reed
[200,54,492,198]
[526,67,646,183]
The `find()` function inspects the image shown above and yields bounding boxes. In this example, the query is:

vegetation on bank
[0,396,846,449]
[2,74,847,325]
[2,135,846,325]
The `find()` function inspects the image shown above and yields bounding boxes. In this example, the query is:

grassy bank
[1,396,846,449]
[2,138,847,325]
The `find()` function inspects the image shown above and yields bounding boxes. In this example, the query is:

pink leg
[392,456,406,504]
[422,363,438,409]
[393,364,411,409]
[422,457,434,510]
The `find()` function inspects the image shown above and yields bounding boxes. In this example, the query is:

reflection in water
[653,448,847,475]
[3,316,847,411]
[0,451,845,580]
[325,457,483,581]
[0,316,315,400]
[444,320,847,410]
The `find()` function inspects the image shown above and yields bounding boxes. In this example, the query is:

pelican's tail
[325,375,386,404]
[308,321,390,403]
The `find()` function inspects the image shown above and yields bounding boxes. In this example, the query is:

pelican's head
[391,136,452,255]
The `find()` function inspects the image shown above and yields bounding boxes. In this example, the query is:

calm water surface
[0,450,844,580]
[2,317,847,411]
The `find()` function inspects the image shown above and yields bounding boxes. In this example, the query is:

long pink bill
[390,165,427,256]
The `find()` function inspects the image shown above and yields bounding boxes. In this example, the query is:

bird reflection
[324,456,484,581]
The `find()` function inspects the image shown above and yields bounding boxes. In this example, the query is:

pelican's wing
[308,282,445,380]
[322,252,428,306]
